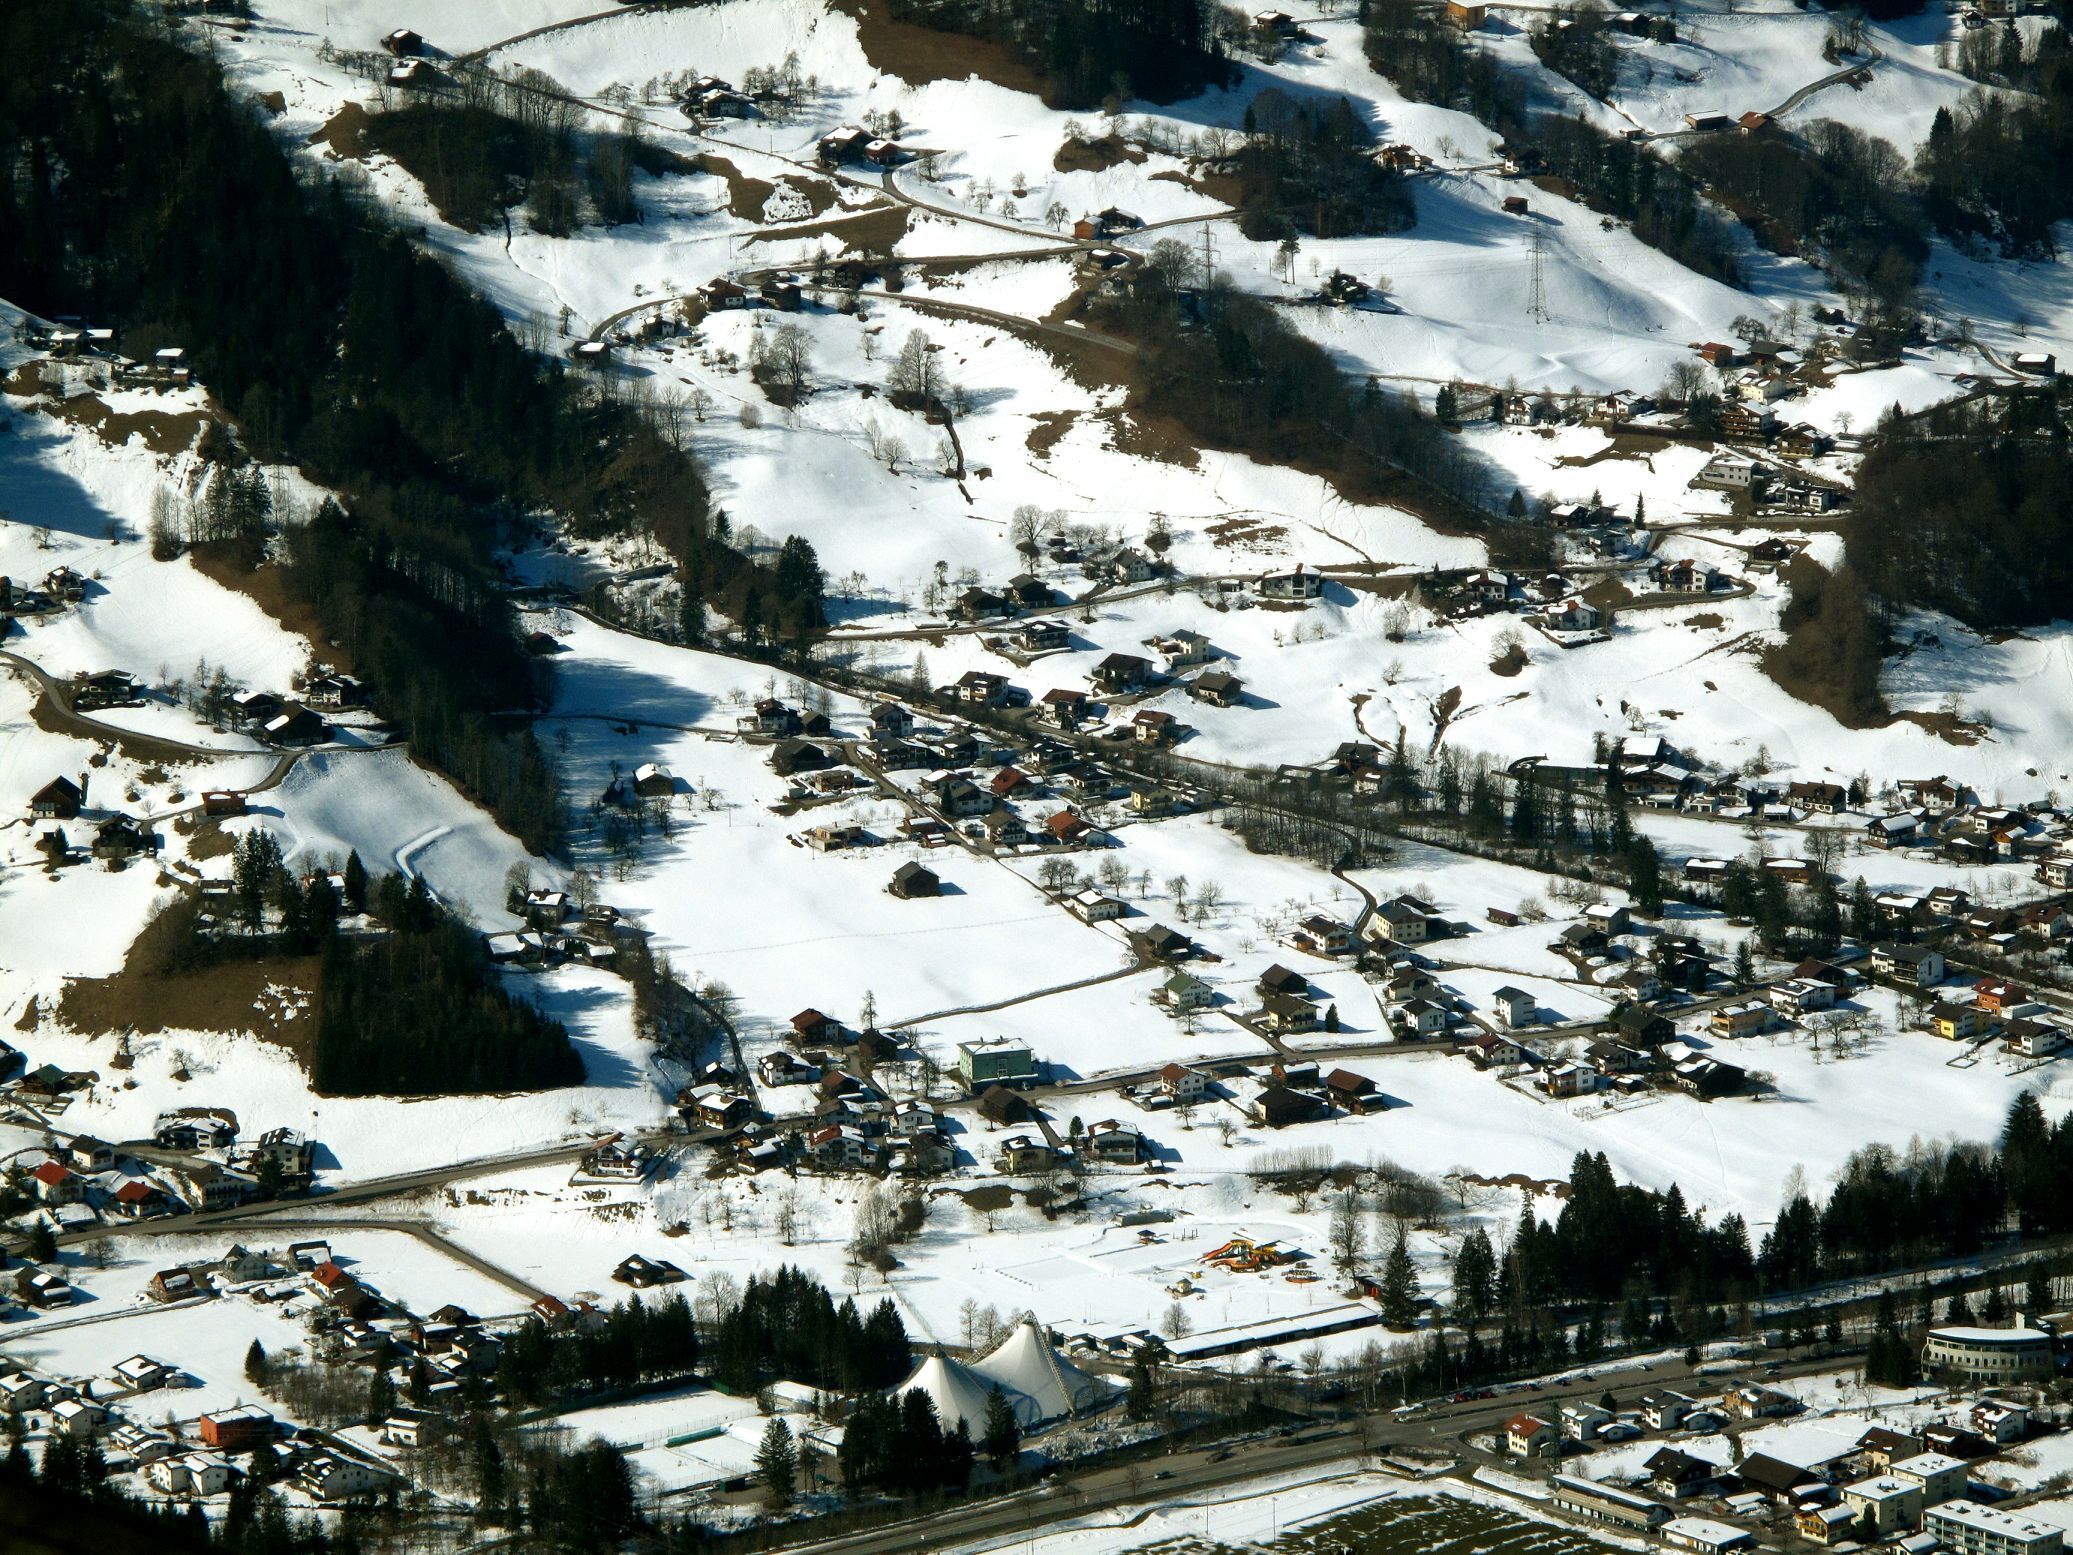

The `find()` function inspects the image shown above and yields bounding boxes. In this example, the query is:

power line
[1527,225,1550,326]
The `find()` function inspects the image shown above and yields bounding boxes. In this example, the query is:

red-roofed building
[1507,1413,1556,1456]
[1974,978,2027,1015]
[1047,810,1093,843]
[31,1160,77,1204]
[307,1261,359,1303]
[111,1180,166,1219]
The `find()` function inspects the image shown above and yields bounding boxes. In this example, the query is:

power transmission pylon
[1527,225,1550,325]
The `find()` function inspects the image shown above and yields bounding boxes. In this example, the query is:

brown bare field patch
[1330,567,1419,598]
[750,202,910,253]
[1098,406,1198,467]
[53,395,212,457]
[696,152,776,215]
[174,815,238,860]
[61,952,320,1052]
[1581,576,1634,613]
[1686,611,1725,631]
[830,0,1047,96]
[1054,134,1146,174]
[1556,432,1670,468]
[257,90,287,116]
[1204,514,1288,550]
[1150,167,1241,209]
[15,997,38,1032]
[1896,709,1985,746]
[1025,410,1078,458]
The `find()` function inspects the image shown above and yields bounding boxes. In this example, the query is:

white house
[1491,986,1537,1028]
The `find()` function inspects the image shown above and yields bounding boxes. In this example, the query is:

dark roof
[1737,1453,1817,1492]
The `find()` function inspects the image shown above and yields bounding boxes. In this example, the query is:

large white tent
[970,1315,1107,1425]
[893,1353,1003,1434]
[894,1315,1112,1431]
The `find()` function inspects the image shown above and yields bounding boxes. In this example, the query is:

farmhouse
[887,866,945,899]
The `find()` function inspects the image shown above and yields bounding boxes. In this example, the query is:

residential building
[1645,1445,1714,1497]
[198,1405,273,1451]
[1550,1475,1669,1529]
[1874,943,1945,986]
[956,1038,1038,1091]
[1891,1451,1967,1504]
[1772,977,1837,1017]
[1160,972,1214,1012]
[1843,1476,1925,1534]
[1710,1002,1770,1039]
[1506,1413,1556,1456]
[1925,1503,2064,1555]
[1158,1062,1209,1102]
[1639,1391,1697,1431]
[1491,986,1536,1028]
[1661,1519,1753,1555]
[1922,1324,2055,1383]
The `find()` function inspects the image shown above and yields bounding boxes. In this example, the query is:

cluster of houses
[226,688,329,748]
[0,1239,511,1508]
[1429,565,1592,621]
[817,124,905,168]
[1694,453,1841,512]
[24,771,161,869]
[15,320,195,393]
[1904,968,2072,1057]
[678,72,756,120]
[1521,1373,2062,1555]
[488,891,650,971]
[7,1116,318,1245]
[1,566,94,624]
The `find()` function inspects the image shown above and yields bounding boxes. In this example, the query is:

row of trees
[1096,256,1493,525]
[1679,121,1927,309]
[837,1391,978,1495]
[1759,1093,2073,1288]
[707,1267,913,1395]
[1509,1151,1758,1308]
[358,64,671,234]
[495,1294,700,1405]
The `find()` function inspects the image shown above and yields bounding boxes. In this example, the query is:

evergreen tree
[367,1365,396,1423]
[245,1339,270,1388]
[1626,835,1663,917]
[1125,1354,1158,1421]
[982,1384,1021,1467]
[1453,1227,1497,1326]
[342,849,369,913]
[2025,1263,2051,1316]
[755,1417,798,1505]
[1381,1228,1420,1328]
